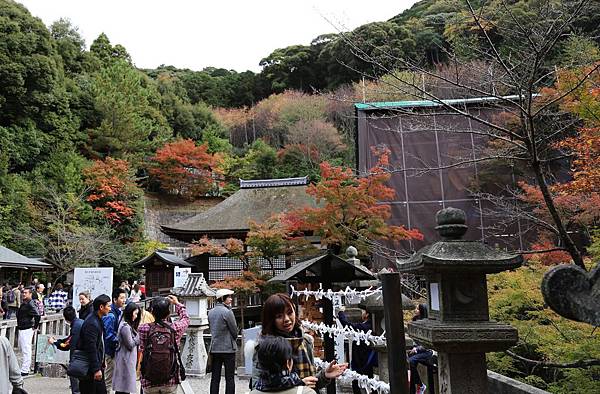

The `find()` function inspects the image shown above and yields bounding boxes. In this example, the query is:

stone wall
[415,368,550,393]
[143,193,223,250]
[487,370,551,394]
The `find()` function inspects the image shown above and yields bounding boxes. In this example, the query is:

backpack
[7,289,15,304]
[141,321,186,386]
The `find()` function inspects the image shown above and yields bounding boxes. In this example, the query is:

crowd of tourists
[0,279,182,394]
[0,279,147,321]
[1,281,430,394]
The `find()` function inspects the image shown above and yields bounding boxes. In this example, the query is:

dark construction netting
[357,104,526,267]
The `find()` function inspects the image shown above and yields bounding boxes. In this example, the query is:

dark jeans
[69,375,81,394]
[409,350,434,392]
[7,307,18,319]
[79,377,107,394]
[210,352,235,394]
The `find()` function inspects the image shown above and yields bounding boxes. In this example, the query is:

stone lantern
[172,273,216,376]
[397,207,522,393]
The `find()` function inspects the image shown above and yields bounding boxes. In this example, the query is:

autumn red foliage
[149,139,222,199]
[518,179,600,265]
[83,157,140,224]
[191,215,315,274]
[286,147,423,254]
[553,62,600,195]
[516,63,600,265]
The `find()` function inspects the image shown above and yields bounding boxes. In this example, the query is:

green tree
[85,60,170,162]
[0,173,37,251]
[488,259,600,393]
[49,18,86,76]
[30,149,90,195]
[259,44,321,93]
[155,72,196,138]
[0,0,77,171]
[319,21,417,88]
[89,33,132,66]
[225,139,277,182]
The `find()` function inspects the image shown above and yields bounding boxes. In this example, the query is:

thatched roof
[161,178,317,241]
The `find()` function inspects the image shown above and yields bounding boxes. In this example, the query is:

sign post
[72,267,114,312]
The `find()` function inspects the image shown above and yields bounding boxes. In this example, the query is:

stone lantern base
[181,325,209,376]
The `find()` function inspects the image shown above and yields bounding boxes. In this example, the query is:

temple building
[159,176,320,281]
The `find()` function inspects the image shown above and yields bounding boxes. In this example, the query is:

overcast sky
[18,0,419,72]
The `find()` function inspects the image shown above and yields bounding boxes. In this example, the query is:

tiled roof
[0,246,52,269]
[269,253,375,283]
[239,177,309,189]
[133,249,194,268]
[172,273,216,297]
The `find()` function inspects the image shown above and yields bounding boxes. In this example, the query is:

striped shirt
[46,290,68,311]
[138,303,190,389]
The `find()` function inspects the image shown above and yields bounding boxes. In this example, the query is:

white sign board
[72,267,113,313]
[430,282,440,311]
[174,266,192,288]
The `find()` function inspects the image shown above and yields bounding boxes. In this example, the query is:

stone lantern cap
[172,273,216,297]
[397,207,522,274]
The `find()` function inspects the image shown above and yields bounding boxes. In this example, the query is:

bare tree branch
[506,349,600,369]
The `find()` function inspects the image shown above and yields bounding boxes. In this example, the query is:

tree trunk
[531,161,585,269]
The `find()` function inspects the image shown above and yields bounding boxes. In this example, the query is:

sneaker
[416,384,427,394]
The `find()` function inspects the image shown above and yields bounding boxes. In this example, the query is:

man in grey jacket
[208,289,237,394]
[0,336,27,393]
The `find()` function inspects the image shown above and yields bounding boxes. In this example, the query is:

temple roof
[133,249,194,268]
[172,273,216,297]
[0,245,52,270]
[269,253,375,283]
[240,176,308,189]
[161,178,317,240]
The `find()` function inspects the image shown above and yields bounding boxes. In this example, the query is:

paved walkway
[23,374,251,394]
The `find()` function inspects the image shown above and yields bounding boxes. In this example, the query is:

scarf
[277,328,316,379]
[255,370,304,392]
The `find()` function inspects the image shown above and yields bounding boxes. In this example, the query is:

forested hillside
[2,0,599,274]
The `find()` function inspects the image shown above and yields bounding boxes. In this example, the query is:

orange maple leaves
[553,62,600,195]
[519,62,600,263]
[149,139,222,199]
[286,147,423,251]
[83,157,139,224]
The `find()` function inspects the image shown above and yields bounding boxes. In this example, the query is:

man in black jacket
[17,287,40,376]
[77,294,111,394]
[49,306,84,394]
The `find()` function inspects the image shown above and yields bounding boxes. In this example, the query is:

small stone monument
[172,273,215,376]
[397,207,522,394]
